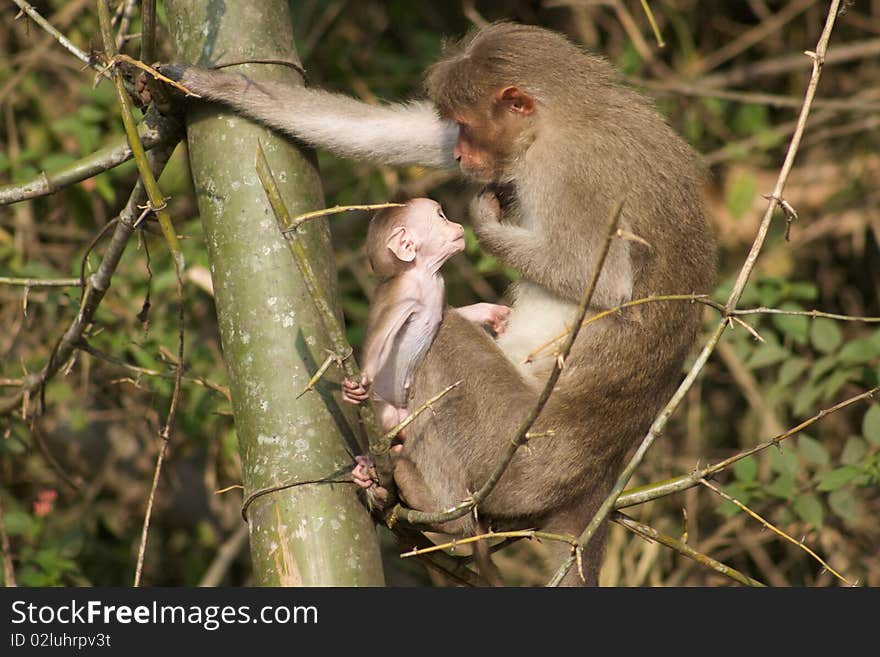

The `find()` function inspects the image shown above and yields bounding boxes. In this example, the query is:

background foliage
[0,0,878,586]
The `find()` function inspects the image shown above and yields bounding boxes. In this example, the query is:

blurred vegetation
[0,0,878,587]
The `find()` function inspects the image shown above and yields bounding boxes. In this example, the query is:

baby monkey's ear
[386,226,416,263]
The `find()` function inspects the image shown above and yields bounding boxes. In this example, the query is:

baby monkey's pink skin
[342,198,509,494]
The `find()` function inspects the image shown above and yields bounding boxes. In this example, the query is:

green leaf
[716,483,752,518]
[797,434,829,466]
[725,171,757,219]
[793,381,823,417]
[822,369,854,401]
[793,493,824,529]
[809,355,837,382]
[810,318,843,354]
[778,357,808,387]
[840,436,867,465]
[747,343,789,369]
[3,510,33,536]
[787,282,819,302]
[828,488,860,522]
[838,340,880,366]
[765,472,796,500]
[770,447,799,476]
[862,404,880,445]
[817,466,861,491]
[772,303,809,344]
[733,456,758,482]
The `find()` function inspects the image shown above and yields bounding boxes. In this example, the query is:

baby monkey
[344,198,510,491]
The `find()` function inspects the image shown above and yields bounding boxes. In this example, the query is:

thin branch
[11,0,102,72]
[699,479,850,585]
[394,200,625,527]
[615,386,879,508]
[400,529,578,558]
[77,340,231,401]
[638,0,665,48]
[549,1,842,586]
[281,203,404,233]
[0,277,80,288]
[611,512,764,587]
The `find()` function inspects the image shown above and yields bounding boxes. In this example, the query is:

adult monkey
[160,22,715,585]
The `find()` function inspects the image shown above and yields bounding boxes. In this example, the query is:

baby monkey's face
[406,199,465,263]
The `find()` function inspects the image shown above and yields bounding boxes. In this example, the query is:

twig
[11,0,103,72]
[549,0,843,586]
[112,54,201,97]
[611,512,764,587]
[254,145,388,489]
[140,0,156,64]
[615,386,879,508]
[0,490,16,586]
[380,380,462,446]
[0,277,80,288]
[638,0,665,48]
[296,352,344,399]
[113,0,137,52]
[77,340,231,401]
[281,203,403,233]
[699,479,850,585]
[400,529,578,558]
[394,200,625,527]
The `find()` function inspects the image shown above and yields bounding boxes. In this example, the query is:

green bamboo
[165,0,384,586]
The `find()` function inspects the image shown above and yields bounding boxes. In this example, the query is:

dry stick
[394,201,625,527]
[699,479,850,585]
[253,145,391,492]
[0,277,80,287]
[638,0,665,48]
[113,0,138,52]
[611,512,764,587]
[77,341,232,401]
[0,108,178,206]
[616,386,879,509]
[401,529,578,558]
[549,0,843,587]
[0,490,16,586]
[281,203,404,233]
[11,0,97,70]
[96,0,186,588]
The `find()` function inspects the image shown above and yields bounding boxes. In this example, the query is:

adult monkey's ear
[496,86,535,115]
